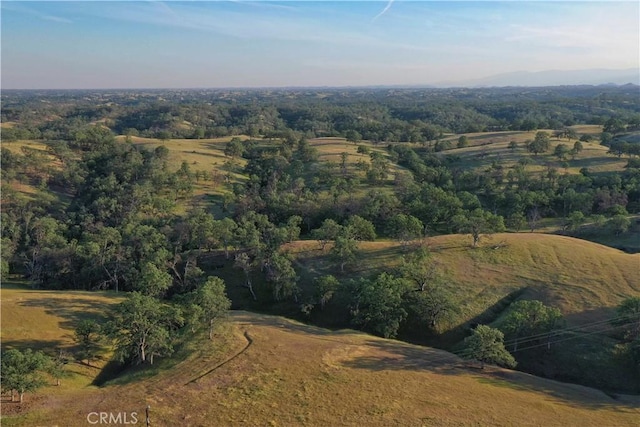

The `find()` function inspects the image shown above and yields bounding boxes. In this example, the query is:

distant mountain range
[436,68,639,88]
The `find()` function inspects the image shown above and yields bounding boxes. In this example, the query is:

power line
[409,313,638,366]
[500,311,638,348]
[513,324,626,353]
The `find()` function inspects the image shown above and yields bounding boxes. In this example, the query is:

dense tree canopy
[348,273,411,338]
[497,300,563,351]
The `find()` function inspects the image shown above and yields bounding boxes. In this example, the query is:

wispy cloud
[372,0,394,22]
[1,2,73,23]
[229,1,298,12]
[3,1,637,89]
[85,2,405,50]
[41,15,73,24]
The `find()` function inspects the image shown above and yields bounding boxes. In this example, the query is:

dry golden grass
[430,233,639,324]
[0,281,121,349]
[2,140,65,174]
[309,137,405,182]
[444,129,540,146]
[118,135,246,171]
[445,131,625,176]
[1,140,66,204]
[1,140,51,155]
[4,311,638,427]
[570,124,603,135]
[310,137,364,159]
[4,182,40,197]
[115,135,249,200]
[0,281,123,396]
[444,126,601,147]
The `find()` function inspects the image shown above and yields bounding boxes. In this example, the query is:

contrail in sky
[372,0,394,22]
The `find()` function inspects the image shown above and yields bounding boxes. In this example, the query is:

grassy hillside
[118,135,247,174]
[286,233,639,325]
[3,310,638,427]
[278,233,640,391]
[121,135,399,189]
[441,127,627,176]
[112,130,636,250]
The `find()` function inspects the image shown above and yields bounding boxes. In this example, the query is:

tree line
[2,86,639,142]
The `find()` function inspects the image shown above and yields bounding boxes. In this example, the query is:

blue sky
[2,1,638,89]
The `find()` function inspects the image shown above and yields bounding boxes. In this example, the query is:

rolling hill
[277,233,640,392]
[2,303,639,427]
[286,233,639,326]
[4,231,637,426]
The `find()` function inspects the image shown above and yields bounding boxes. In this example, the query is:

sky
[1,1,639,89]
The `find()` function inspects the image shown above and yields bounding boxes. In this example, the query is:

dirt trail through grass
[185,331,254,385]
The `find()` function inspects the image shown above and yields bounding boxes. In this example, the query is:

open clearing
[442,128,627,175]
[0,281,123,394]
[3,308,639,427]
[0,281,120,350]
[116,135,245,173]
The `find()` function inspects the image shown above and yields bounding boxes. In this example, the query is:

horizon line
[3,82,639,91]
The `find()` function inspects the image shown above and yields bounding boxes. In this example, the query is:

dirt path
[184,330,253,385]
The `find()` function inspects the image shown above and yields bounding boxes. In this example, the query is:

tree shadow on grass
[569,156,624,170]
[563,307,617,327]
[473,367,640,412]
[342,337,640,413]
[93,328,209,388]
[17,295,110,331]
[92,359,128,386]
[234,311,640,412]
[0,339,67,352]
[429,287,528,348]
[341,337,465,376]
[231,310,357,339]
[180,149,222,159]
[0,280,31,290]
[231,310,386,353]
